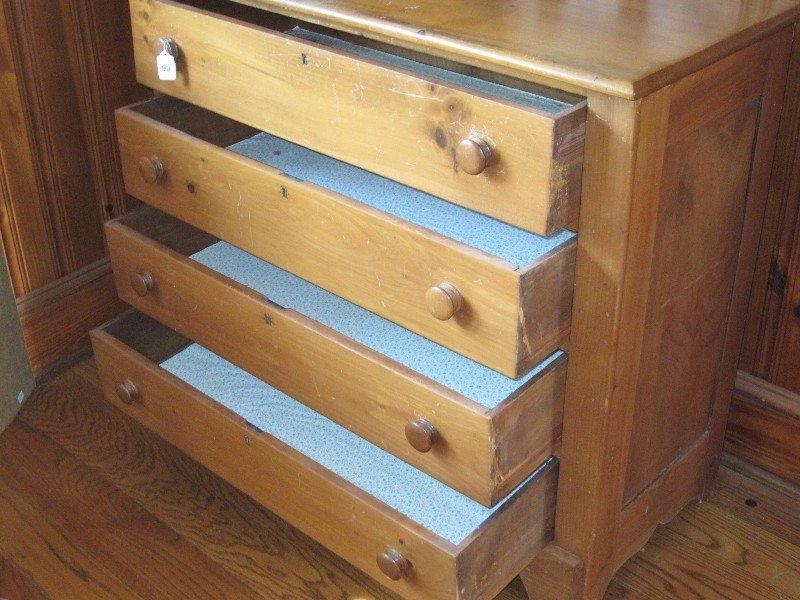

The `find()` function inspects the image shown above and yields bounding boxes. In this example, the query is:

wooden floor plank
[658,504,799,596]
[0,478,138,600]
[2,359,800,600]
[0,419,258,600]
[711,462,800,547]
[0,556,51,600]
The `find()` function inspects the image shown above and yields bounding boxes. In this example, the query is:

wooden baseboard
[16,258,126,374]
[725,370,800,486]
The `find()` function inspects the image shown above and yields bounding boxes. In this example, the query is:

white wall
[0,248,33,433]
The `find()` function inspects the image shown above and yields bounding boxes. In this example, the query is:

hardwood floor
[1,360,799,600]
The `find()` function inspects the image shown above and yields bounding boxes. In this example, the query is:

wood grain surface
[105,210,565,506]
[1,361,799,599]
[130,0,586,235]
[224,0,800,98]
[116,98,575,377]
[726,374,800,487]
[543,27,794,598]
[89,310,556,600]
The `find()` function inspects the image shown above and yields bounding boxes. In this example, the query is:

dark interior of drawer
[101,309,191,365]
[132,95,258,148]
[116,204,219,258]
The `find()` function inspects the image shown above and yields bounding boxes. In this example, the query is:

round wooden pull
[425,283,463,320]
[405,419,439,453]
[376,548,412,581]
[116,379,140,405]
[455,136,493,175]
[138,155,165,184]
[130,271,154,297]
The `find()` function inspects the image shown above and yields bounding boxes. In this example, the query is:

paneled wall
[0,0,146,372]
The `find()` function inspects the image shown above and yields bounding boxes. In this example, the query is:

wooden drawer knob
[376,548,412,580]
[405,419,439,453]
[138,156,165,184]
[426,283,463,320]
[116,379,140,404]
[130,271,155,297]
[456,136,492,175]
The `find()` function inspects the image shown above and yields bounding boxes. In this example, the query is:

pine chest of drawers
[92,0,800,598]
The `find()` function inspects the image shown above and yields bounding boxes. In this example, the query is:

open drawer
[105,207,565,506]
[129,0,585,235]
[90,310,557,599]
[116,96,577,377]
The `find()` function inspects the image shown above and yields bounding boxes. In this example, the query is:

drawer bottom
[91,311,557,599]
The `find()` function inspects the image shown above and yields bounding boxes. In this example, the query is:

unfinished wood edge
[519,543,585,600]
[516,241,576,376]
[455,459,558,600]
[488,357,566,502]
[545,107,586,235]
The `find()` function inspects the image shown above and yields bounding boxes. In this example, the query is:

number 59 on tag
[156,50,177,81]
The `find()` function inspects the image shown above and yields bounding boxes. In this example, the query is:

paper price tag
[156,49,177,81]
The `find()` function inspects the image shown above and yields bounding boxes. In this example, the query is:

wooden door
[0,247,33,432]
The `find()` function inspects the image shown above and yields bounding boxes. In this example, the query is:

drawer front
[129,0,586,235]
[105,208,566,505]
[116,97,576,377]
[90,311,557,600]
